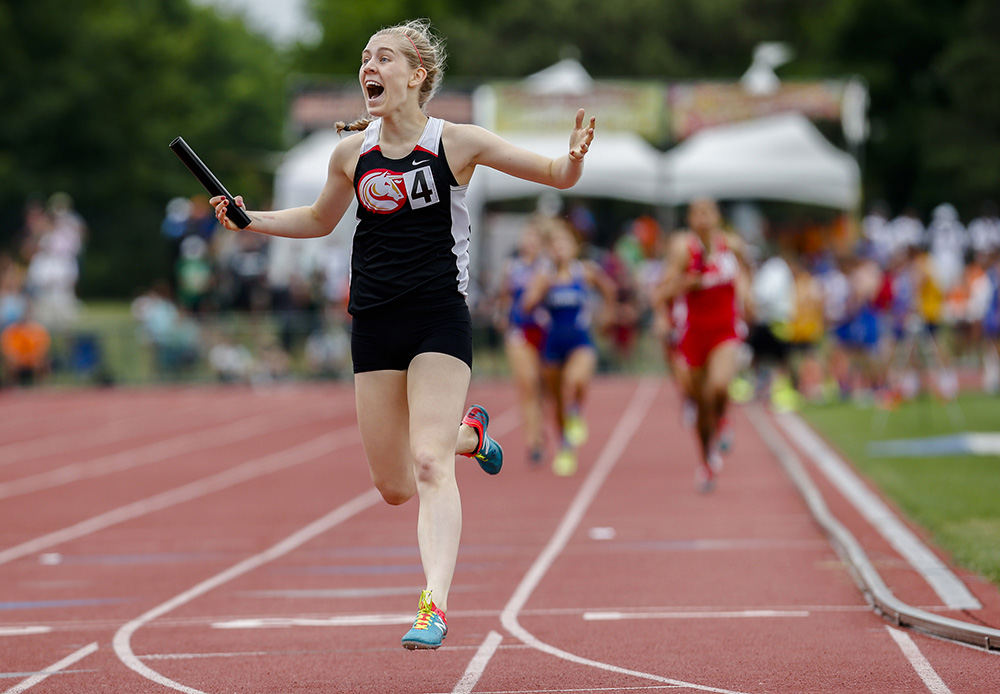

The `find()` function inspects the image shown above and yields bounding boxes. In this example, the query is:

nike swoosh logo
[411,159,429,166]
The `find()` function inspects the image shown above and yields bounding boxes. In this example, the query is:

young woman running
[654,198,749,493]
[523,220,616,476]
[496,216,552,465]
[211,19,595,649]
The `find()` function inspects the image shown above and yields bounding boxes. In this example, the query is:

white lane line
[139,643,533,661]
[583,610,810,621]
[0,413,272,499]
[240,586,431,599]
[0,627,51,636]
[1,641,98,694]
[0,426,357,567]
[885,626,953,694]
[438,686,685,693]
[776,412,981,610]
[0,394,263,468]
[0,403,344,500]
[497,380,749,694]
[211,615,412,629]
[113,488,381,694]
[452,630,503,694]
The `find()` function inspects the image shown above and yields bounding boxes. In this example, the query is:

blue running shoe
[401,590,447,650]
[461,405,503,475]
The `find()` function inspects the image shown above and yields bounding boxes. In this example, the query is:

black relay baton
[169,136,252,229]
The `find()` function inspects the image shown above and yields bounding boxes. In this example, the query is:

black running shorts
[350,300,473,373]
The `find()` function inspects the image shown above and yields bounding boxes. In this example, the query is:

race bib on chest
[357,166,439,214]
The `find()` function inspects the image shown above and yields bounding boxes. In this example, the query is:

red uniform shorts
[679,324,742,369]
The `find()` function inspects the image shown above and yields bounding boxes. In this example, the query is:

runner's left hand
[569,109,596,162]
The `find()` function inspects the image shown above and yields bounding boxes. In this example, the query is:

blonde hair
[336,19,447,134]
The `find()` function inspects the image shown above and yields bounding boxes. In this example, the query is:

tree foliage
[0,0,286,296]
[2,0,996,298]
[298,0,998,217]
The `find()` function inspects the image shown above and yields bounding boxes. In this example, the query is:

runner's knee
[411,447,450,487]
[374,478,414,506]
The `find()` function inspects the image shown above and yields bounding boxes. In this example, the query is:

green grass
[800,393,1000,589]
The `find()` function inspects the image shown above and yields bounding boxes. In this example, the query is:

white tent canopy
[468,131,664,205]
[268,129,356,289]
[273,129,342,211]
[521,58,594,95]
[661,112,860,209]
[270,127,665,211]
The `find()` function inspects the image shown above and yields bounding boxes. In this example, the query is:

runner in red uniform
[654,198,749,492]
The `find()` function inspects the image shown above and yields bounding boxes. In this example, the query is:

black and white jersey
[348,117,471,315]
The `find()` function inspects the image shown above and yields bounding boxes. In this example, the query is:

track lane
[2,380,999,693]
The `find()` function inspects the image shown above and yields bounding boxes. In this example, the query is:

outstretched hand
[568,109,596,162]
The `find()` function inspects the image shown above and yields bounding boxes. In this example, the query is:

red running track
[0,378,997,693]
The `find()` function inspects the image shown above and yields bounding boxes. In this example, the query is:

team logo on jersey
[357,169,407,214]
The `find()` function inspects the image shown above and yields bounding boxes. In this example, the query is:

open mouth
[365,81,385,100]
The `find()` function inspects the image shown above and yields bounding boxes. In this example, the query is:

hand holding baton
[169,136,252,229]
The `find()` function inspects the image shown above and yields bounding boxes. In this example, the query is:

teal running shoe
[401,590,448,650]
[461,405,503,475]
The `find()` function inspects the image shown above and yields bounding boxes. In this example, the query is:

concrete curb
[746,405,1000,651]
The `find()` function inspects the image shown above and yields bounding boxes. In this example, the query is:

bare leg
[562,345,597,412]
[355,369,416,505]
[406,352,472,612]
[695,340,742,465]
[505,334,545,453]
[689,366,711,462]
[543,362,565,441]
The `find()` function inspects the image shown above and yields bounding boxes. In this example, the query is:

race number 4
[402,166,439,210]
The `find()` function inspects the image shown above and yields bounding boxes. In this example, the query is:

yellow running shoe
[564,413,588,447]
[552,446,578,476]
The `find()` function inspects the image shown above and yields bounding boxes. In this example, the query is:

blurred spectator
[161,196,192,289]
[318,244,351,311]
[250,335,291,385]
[131,282,201,378]
[186,195,218,242]
[275,274,322,354]
[207,330,254,384]
[567,202,598,244]
[787,258,826,401]
[24,192,85,329]
[0,257,27,331]
[983,251,1000,393]
[16,197,51,263]
[968,201,1000,256]
[304,307,351,379]
[748,250,795,406]
[175,235,214,313]
[861,202,893,266]
[886,208,924,258]
[828,255,884,400]
[927,203,967,293]
[161,196,192,241]
[600,244,641,363]
[1,304,50,387]
[217,231,270,311]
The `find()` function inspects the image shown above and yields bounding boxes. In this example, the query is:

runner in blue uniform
[497,217,552,465]
[211,19,595,650]
[523,220,615,475]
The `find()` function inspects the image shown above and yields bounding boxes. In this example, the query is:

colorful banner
[667,81,845,140]
[482,81,667,142]
[287,77,850,145]
[289,87,473,134]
